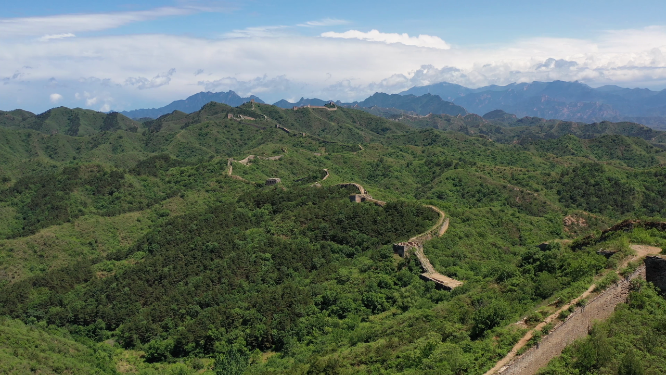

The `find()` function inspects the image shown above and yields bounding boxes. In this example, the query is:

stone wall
[497,266,646,375]
[645,255,666,292]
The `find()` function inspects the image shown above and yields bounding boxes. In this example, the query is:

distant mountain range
[120,91,264,119]
[273,98,331,108]
[121,91,470,120]
[401,80,666,127]
[116,81,666,130]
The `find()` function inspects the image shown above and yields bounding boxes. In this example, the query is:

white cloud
[222,26,290,38]
[198,75,292,95]
[126,69,176,90]
[297,18,349,27]
[0,7,198,38]
[2,25,666,112]
[100,103,111,112]
[321,29,451,50]
[223,19,349,39]
[38,33,76,42]
[49,93,63,103]
[86,97,98,106]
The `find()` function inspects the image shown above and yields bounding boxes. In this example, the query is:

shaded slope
[353,92,468,116]
[0,107,142,136]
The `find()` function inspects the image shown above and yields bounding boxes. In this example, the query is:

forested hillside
[0,102,664,374]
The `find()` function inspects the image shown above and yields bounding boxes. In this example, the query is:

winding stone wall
[497,266,646,375]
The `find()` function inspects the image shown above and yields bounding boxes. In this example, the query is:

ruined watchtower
[265,178,282,186]
[393,242,419,257]
[645,255,666,292]
[349,194,371,203]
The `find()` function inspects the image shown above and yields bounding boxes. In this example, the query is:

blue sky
[2,0,666,112]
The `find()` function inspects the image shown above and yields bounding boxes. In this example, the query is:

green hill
[398,113,666,145]
[0,102,665,374]
[0,107,143,136]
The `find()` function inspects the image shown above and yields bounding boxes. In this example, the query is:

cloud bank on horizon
[2,2,666,113]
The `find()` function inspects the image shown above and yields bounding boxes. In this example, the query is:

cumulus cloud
[2,24,666,112]
[321,29,451,50]
[49,93,63,103]
[0,7,198,38]
[535,58,578,71]
[198,75,293,96]
[126,69,176,90]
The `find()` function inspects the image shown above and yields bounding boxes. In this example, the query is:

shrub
[594,272,620,292]
[471,299,510,339]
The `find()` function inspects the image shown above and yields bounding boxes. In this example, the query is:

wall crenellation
[292,102,337,111]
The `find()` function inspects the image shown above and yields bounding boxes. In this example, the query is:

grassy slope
[0,317,115,374]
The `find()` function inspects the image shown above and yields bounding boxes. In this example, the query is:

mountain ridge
[401,80,666,127]
[119,90,264,119]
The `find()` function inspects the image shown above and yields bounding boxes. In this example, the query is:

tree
[618,351,644,375]
[214,347,249,375]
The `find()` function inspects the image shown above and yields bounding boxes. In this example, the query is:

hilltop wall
[497,266,646,375]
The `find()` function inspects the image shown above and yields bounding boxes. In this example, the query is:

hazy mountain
[120,91,264,119]
[273,97,331,108]
[401,80,666,126]
[344,92,468,116]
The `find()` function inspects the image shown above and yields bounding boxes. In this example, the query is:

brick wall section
[645,255,666,292]
[497,266,646,375]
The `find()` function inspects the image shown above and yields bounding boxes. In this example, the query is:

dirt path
[628,244,662,264]
[484,243,663,375]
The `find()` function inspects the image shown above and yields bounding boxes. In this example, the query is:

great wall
[292,102,338,111]
[227,157,464,291]
[340,183,463,290]
[224,154,666,374]
[486,243,666,375]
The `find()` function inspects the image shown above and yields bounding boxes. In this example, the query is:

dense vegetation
[0,102,665,374]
